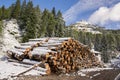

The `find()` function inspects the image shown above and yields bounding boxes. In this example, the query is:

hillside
[0,19,21,53]
[71,20,102,34]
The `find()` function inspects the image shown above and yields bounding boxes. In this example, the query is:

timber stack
[6,37,103,74]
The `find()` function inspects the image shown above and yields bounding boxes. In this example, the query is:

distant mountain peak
[76,20,90,25]
[71,20,102,34]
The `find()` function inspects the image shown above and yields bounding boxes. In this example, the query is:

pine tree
[41,9,49,37]
[22,1,37,42]
[85,32,93,48]
[101,34,109,62]
[1,5,5,20]
[0,5,12,19]
[115,34,120,51]
[52,7,56,17]
[11,0,21,19]
[34,5,42,38]
[94,34,102,51]
[5,6,12,19]
[20,0,26,17]
[0,8,1,20]
[10,4,15,18]
[0,21,3,36]
[46,12,55,37]
[54,10,65,37]
[19,0,26,30]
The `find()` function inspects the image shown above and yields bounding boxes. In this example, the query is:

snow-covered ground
[0,54,114,80]
[76,67,113,77]
[79,67,113,72]
[0,56,43,80]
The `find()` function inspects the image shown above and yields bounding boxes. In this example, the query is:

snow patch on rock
[1,19,21,52]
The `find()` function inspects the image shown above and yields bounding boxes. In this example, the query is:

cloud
[103,22,120,29]
[88,2,120,26]
[63,0,120,25]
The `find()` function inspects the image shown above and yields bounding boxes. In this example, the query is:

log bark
[15,46,31,49]
[8,59,40,65]
[7,50,24,61]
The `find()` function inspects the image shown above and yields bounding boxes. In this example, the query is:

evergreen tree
[19,0,26,30]
[63,26,73,37]
[0,21,3,36]
[115,34,120,51]
[85,32,93,48]
[34,5,42,38]
[41,9,49,37]
[0,5,11,19]
[0,8,1,20]
[45,12,55,37]
[20,0,26,17]
[106,33,116,51]
[51,7,57,36]
[5,6,12,19]
[22,1,37,42]
[52,7,56,17]
[1,5,5,20]
[10,4,15,18]
[94,34,102,51]
[54,10,65,37]
[101,34,109,62]
[11,0,21,19]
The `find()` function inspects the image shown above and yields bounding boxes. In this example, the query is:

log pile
[6,37,102,74]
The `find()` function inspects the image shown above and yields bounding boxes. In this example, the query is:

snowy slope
[1,19,21,52]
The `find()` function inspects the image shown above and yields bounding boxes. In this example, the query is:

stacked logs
[6,37,102,74]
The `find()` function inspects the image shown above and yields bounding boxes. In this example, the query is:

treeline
[0,0,65,42]
[64,27,120,62]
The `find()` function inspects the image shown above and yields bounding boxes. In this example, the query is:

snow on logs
[6,37,102,74]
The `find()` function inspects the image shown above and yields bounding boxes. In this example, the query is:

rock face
[0,19,21,53]
[71,20,103,34]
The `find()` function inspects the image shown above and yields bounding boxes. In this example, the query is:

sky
[0,0,120,29]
